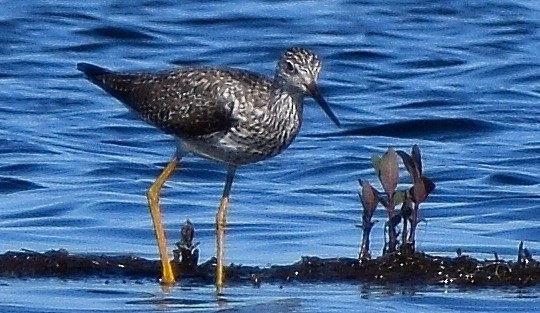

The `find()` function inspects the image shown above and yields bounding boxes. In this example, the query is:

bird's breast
[180,99,301,166]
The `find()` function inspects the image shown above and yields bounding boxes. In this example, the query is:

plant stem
[408,202,420,245]
[359,222,373,261]
[386,194,397,253]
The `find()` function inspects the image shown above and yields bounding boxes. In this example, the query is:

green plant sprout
[358,145,435,261]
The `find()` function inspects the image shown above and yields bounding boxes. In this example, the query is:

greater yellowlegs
[77,47,340,288]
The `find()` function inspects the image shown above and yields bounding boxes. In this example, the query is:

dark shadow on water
[325,118,499,140]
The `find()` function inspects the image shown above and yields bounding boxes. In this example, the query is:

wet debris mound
[0,243,538,287]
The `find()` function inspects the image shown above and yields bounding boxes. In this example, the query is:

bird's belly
[178,128,295,166]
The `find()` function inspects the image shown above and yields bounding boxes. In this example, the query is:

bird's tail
[77,62,110,76]
[77,62,151,119]
[76,62,113,87]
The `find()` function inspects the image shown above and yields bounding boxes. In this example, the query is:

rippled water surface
[1,0,539,312]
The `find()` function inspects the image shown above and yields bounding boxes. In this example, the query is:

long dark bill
[308,82,341,127]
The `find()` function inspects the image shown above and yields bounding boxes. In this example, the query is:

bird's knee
[147,187,160,203]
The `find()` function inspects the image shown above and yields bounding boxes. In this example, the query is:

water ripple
[1,0,539,311]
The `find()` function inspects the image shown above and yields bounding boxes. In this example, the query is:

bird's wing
[78,63,240,137]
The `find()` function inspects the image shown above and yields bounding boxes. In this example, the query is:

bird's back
[77,63,274,137]
[77,47,335,166]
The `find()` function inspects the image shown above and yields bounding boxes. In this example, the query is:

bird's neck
[272,77,304,109]
[270,84,303,119]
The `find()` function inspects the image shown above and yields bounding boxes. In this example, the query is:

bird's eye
[285,61,295,73]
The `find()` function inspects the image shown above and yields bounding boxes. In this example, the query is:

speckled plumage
[77,47,339,166]
[77,47,340,287]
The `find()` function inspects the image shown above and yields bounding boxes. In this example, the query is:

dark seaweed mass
[1,245,537,287]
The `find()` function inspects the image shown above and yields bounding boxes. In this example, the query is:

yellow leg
[215,196,228,292]
[215,166,236,292]
[147,156,178,285]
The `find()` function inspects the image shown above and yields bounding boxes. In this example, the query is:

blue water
[0,0,539,312]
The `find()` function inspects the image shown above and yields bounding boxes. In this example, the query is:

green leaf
[393,190,406,205]
[371,154,381,175]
